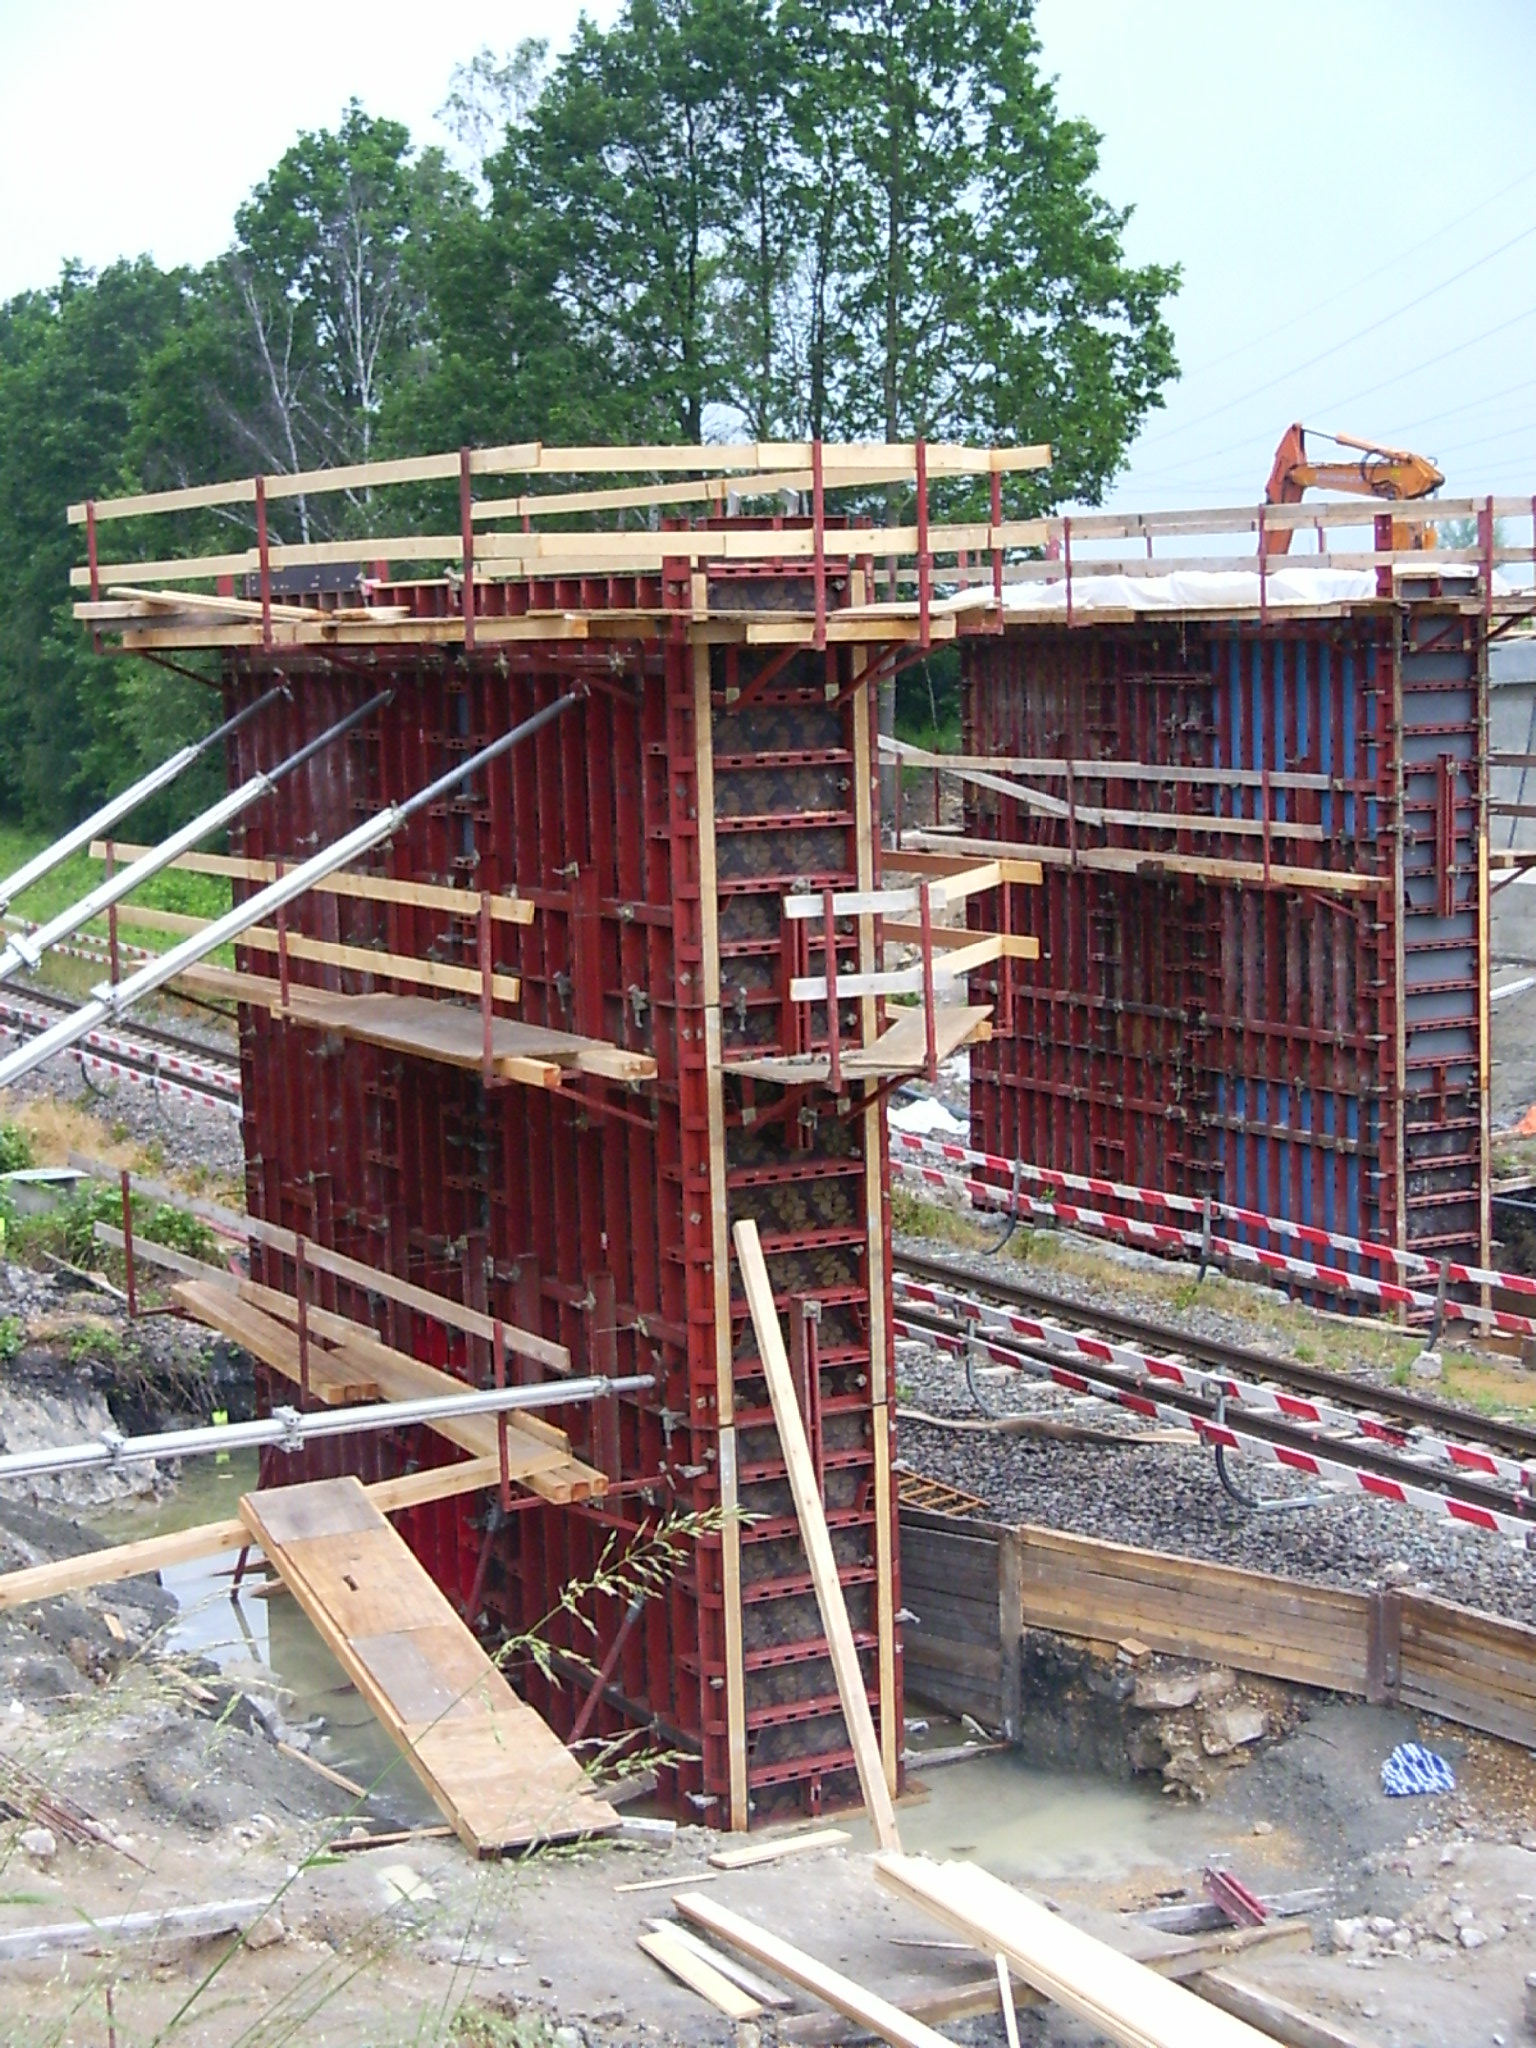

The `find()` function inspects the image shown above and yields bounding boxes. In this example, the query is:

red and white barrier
[0,997,240,1121]
[890,1128,1536,1304]
[893,1271,1536,1495]
[892,1146,1536,1341]
[893,1278,1534,1541]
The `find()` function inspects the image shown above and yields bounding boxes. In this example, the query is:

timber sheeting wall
[901,1509,1536,1749]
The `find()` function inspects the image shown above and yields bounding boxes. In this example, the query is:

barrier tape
[890,1128,1536,1303]
[891,1153,1536,1341]
[893,1293,1534,1541]
[892,1271,1536,1495]
[0,1005,240,1121]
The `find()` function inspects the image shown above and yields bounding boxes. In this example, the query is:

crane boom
[1262,423,1443,557]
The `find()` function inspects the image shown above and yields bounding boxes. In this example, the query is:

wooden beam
[693,640,749,1832]
[69,1156,570,1375]
[708,1827,850,1870]
[900,830,1377,898]
[88,842,536,925]
[732,1217,901,1852]
[873,1854,1272,2048]
[0,1457,504,1614]
[637,1925,763,2021]
[108,903,522,1005]
[672,1894,953,2048]
[67,442,1052,527]
[1190,1972,1370,2048]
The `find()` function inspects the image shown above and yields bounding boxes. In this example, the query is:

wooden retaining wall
[900,1508,1536,1749]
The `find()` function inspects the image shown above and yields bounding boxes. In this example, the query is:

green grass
[0,822,232,970]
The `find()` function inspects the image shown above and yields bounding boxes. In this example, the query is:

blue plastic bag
[1381,1742,1455,1797]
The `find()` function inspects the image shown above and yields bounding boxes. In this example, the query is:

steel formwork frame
[217,601,900,1829]
[959,604,1488,1266]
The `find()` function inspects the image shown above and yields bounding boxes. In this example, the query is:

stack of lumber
[171,1278,605,1505]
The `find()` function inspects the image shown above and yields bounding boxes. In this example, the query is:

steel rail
[893,1294,1535,1532]
[896,1247,1536,1466]
[0,980,238,1075]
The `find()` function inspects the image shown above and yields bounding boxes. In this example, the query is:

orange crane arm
[1262,424,1443,556]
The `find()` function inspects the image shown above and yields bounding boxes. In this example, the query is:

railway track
[892,1248,1536,1539]
[0,983,241,1118]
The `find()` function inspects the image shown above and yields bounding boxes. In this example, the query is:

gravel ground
[890,1201,1536,1631]
[895,1306,1536,1630]
[2,989,244,1180]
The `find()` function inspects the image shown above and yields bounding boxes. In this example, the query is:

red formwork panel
[220,612,897,1826]
[961,605,1487,1264]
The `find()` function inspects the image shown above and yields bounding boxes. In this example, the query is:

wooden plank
[0,1456,503,1614]
[110,904,522,1005]
[843,1005,993,1077]
[71,1159,570,1377]
[672,1893,954,2048]
[276,989,655,1083]
[732,1217,900,1852]
[173,1280,601,1505]
[242,1475,618,1854]
[649,1920,794,2008]
[1191,1971,1369,2048]
[169,1282,381,1405]
[900,830,1377,897]
[89,842,536,924]
[873,1856,1272,2048]
[709,1828,851,1870]
[637,1925,764,2020]
[694,641,749,1833]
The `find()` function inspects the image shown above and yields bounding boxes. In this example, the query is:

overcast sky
[2,1,1532,516]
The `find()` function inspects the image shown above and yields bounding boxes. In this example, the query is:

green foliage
[51,1183,218,1269]
[0,1318,23,1364]
[0,4,1178,833]
[0,1123,32,1175]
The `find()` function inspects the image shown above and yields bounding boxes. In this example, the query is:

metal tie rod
[0,683,291,914]
[0,688,586,1092]
[0,690,393,983]
[0,1371,653,1483]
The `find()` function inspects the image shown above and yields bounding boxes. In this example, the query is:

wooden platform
[724,1005,992,1086]
[240,1476,620,1854]
[171,1280,606,1505]
[275,990,656,1088]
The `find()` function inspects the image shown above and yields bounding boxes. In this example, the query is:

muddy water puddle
[84,1456,439,1823]
[901,1727,1180,1886]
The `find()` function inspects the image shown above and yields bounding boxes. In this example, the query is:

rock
[1201,1702,1268,1755]
[1460,1924,1487,1950]
[245,1913,286,1951]
[1410,1349,1443,1381]
[552,2028,586,2048]
[19,1825,55,1863]
[1134,1670,1202,1712]
[1196,1667,1236,1703]
[1331,1917,1367,1953]
[1369,1917,1397,1939]
[1452,1901,1478,1929]
[1251,1819,1274,1836]
[1389,1927,1414,1954]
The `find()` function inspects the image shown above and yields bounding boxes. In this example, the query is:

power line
[1178,164,1536,383]
[1137,218,1536,451]
[1313,297,1536,419]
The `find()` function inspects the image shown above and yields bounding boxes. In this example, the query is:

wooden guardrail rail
[901,1508,1536,1749]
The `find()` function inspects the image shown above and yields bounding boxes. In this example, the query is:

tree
[136,104,471,544]
[0,260,218,829]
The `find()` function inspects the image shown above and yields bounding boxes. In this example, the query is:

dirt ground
[5,1009,1536,2042]
[4,1606,1536,2048]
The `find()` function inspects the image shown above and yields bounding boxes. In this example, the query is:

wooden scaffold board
[239,1475,619,1855]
